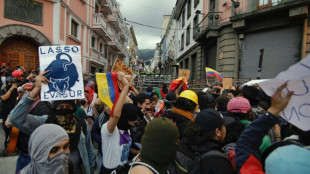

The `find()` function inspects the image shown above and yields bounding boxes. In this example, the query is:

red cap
[227,97,251,114]
[1,63,7,66]
[12,70,24,78]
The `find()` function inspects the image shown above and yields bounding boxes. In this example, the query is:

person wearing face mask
[129,117,179,174]
[0,76,18,153]
[18,124,70,174]
[10,71,95,174]
[99,72,138,174]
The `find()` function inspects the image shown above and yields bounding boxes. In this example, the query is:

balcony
[103,25,114,41]
[118,45,127,58]
[101,0,113,15]
[108,37,121,52]
[93,14,107,36]
[231,0,298,19]
[108,15,121,30]
[194,12,221,40]
[98,0,107,5]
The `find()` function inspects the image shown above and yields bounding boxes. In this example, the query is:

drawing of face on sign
[44,52,79,95]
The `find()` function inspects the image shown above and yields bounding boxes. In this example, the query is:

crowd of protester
[0,63,310,174]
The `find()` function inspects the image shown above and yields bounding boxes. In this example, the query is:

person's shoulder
[129,165,155,174]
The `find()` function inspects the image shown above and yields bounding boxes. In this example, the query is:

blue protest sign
[39,45,84,101]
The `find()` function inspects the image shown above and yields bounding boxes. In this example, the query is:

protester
[14,84,54,173]
[146,86,153,96]
[1,76,18,152]
[215,95,230,114]
[166,90,198,138]
[100,72,138,173]
[132,93,151,142]
[10,71,95,174]
[235,83,305,174]
[91,103,110,172]
[155,92,176,117]
[227,97,272,152]
[129,117,179,174]
[18,124,70,174]
[212,87,221,100]
[173,109,234,174]
[151,92,159,103]
[12,70,34,87]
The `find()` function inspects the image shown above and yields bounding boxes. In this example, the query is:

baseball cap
[227,97,251,114]
[12,70,24,78]
[195,109,235,132]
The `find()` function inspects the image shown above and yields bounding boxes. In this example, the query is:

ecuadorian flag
[96,72,119,117]
[205,67,223,82]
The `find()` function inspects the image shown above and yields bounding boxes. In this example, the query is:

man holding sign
[9,46,95,174]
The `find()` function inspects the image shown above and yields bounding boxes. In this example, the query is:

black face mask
[117,119,132,130]
[80,99,87,105]
[145,108,151,111]
[55,108,74,116]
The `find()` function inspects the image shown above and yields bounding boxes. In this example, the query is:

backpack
[222,143,237,172]
[169,149,229,174]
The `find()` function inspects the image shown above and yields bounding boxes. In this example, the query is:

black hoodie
[180,138,234,174]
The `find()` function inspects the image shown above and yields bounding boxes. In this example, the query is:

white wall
[175,0,203,59]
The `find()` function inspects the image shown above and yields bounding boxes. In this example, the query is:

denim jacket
[10,95,95,174]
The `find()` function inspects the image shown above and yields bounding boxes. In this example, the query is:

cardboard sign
[39,46,84,101]
[223,78,233,89]
[258,55,310,131]
[178,69,190,79]
[111,58,135,88]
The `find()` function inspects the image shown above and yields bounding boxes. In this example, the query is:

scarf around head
[140,117,179,174]
[20,124,69,174]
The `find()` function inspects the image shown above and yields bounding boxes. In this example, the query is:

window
[185,58,189,69]
[194,0,199,8]
[181,33,184,51]
[193,15,199,37]
[187,0,191,19]
[258,0,281,9]
[99,43,103,53]
[91,36,96,48]
[182,11,185,28]
[91,66,96,75]
[191,54,197,79]
[186,24,190,46]
[180,62,183,69]
[71,20,78,38]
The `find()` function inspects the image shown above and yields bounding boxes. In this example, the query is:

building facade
[0,0,130,76]
[127,25,139,73]
[195,0,310,79]
[173,0,203,80]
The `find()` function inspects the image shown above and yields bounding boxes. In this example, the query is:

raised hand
[268,83,294,116]
[35,70,50,88]
[117,71,129,87]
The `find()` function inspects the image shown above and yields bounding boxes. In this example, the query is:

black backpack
[169,149,229,174]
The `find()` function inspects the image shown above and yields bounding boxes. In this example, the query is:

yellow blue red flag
[96,72,119,117]
[205,67,223,82]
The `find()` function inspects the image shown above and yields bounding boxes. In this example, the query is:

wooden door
[0,36,39,72]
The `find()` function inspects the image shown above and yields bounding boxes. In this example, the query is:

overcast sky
[119,0,176,49]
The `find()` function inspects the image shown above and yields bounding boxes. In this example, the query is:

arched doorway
[0,36,39,72]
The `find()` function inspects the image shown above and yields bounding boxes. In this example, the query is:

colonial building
[0,0,130,75]
[195,0,310,79]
